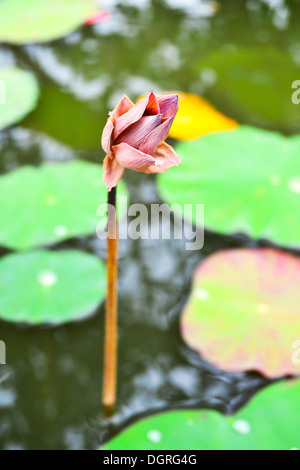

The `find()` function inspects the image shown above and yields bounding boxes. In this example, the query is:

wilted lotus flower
[101,92,180,191]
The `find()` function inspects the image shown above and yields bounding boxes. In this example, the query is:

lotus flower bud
[101,91,180,191]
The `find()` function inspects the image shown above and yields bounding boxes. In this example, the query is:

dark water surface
[0,0,299,450]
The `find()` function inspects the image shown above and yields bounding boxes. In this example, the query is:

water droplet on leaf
[288,177,300,194]
[147,430,162,443]
[54,225,67,236]
[37,270,58,287]
[232,419,251,435]
[195,289,210,301]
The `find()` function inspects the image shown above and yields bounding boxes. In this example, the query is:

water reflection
[25,45,111,101]
[0,127,74,173]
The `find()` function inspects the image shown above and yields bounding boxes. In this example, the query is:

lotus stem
[102,186,118,415]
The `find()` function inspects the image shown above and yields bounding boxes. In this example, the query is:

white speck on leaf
[257,303,269,314]
[288,177,300,194]
[37,270,58,287]
[54,225,67,236]
[232,419,251,435]
[195,288,209,301]
[147,430,162,443]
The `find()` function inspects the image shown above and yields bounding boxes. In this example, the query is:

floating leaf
[0,0,98,45]
[0,67,39,130]
[103,379,300,450]
[0,161,128,250]
[158,125,300,248]
[0,249,105,325]
[181,248,300,377]
[197,47,300,133]
[168,91,238,140]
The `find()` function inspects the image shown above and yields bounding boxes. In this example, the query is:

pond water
[0,0,299,450]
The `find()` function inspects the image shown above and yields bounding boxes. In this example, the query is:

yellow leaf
[138,91,238,141]
[169,91,238,140]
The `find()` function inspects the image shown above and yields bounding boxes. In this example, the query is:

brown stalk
[102,186,118,415]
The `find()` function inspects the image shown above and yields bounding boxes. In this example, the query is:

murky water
[0,0,299,450]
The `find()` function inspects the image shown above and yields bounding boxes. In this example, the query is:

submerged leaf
[197,47,300,133]
[23,85,104,149]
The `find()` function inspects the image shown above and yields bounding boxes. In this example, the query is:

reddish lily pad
[181,248,300,378]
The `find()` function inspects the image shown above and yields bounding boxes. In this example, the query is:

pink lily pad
[181,248,300,378]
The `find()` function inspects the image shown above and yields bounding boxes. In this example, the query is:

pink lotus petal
[85,10,111,25]
[144,141,181,174]
[139,117,173,155]
[113,92,156,139]
[114,114,162,149]
[101,95,134,156]
[102,155,125,191]
[113,143,155,171]
[157,94,179,120]
[144,91,160,115]
[101,117,114,156]
[112,94,134,121]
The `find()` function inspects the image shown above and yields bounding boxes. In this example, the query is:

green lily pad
[0,0,98,45]
[103,379,300,450]
[0,67,39,130]
[0,249,105,325]
[158,125,300,248]
[181,248,300,378]
[197,47,300,133]
[0,161,127,250]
